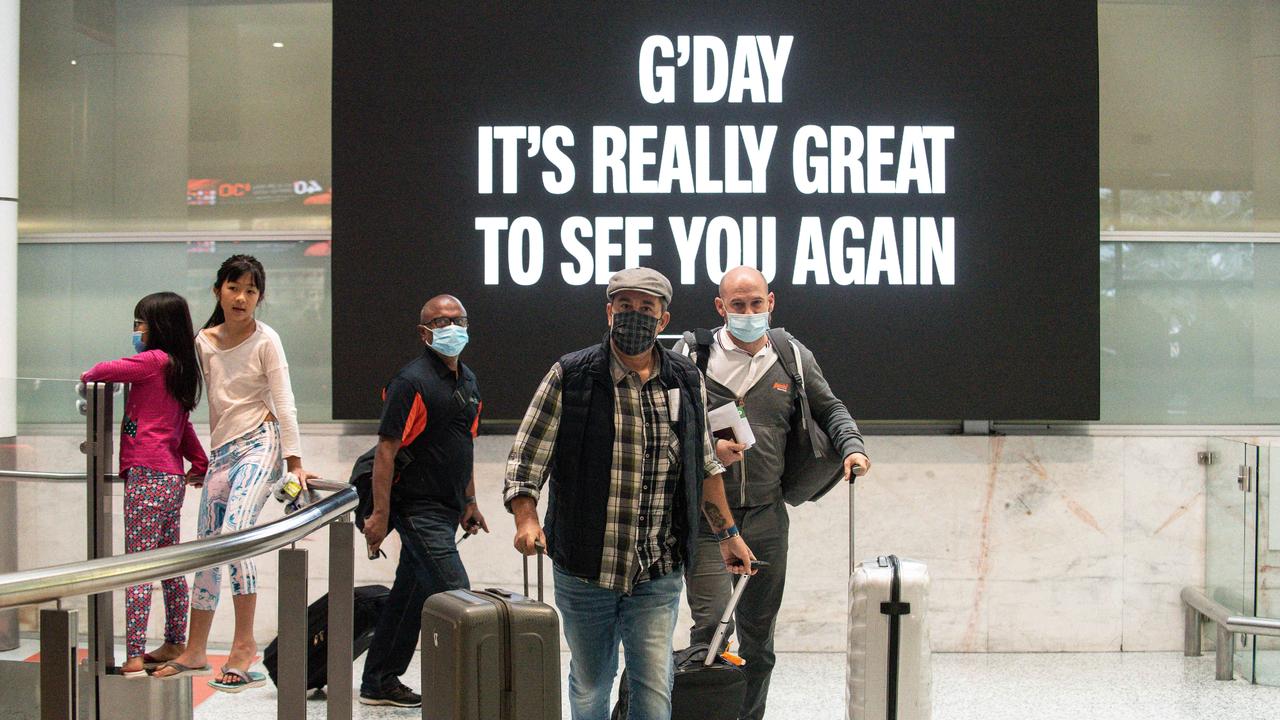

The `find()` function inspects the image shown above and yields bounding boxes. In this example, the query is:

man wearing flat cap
[505,267,756,720]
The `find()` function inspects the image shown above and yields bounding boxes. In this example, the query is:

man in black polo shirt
[359,294,486,708]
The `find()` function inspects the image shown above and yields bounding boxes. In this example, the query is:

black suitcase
[263,584,390,690]
[612,570,757,720]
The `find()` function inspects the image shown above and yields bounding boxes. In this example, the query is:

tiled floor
[5,639,1280,719]
[192,650,1280,720]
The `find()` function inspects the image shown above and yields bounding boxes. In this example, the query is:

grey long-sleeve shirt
[679,328,865,508]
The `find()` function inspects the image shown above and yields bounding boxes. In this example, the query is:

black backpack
[347,445,414,531]
[262,584,390,690]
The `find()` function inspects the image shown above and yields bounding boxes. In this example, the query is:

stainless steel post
[84,383,114,675]
[327,518,355,720]
[0,434,17,651]
[277,547,309,720]
[1215,624,1235,680]
[40,608,78,720]
[0,0,17,657]
[1183,604,1201,657]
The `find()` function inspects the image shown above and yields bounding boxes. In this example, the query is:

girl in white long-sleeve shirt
[154,254,316,692]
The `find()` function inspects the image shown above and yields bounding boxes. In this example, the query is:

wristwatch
[714,524,740,543]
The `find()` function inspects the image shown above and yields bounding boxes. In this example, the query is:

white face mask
[726,312,769,342]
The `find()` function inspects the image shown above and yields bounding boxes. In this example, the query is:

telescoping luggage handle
[521,541,546,602]
[848,464,864,575]
[703,560,769,667]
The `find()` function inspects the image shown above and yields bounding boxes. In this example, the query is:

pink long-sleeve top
[81,350,209,477]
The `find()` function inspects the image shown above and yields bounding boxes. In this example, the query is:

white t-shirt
[706,326,779,398]
[196,321,302,457]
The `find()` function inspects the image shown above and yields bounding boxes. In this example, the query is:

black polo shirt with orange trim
[377,347,482,511]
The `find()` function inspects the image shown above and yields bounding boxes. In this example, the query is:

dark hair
[204,254,267,329]
[134,292,202,412]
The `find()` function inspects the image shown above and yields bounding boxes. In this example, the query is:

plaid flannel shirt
[504,347,724,594]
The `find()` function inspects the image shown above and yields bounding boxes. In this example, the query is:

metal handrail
[1182,587,1280,635]
[306,478,349,492]
[0,470,122,483]
[1182,586,1280,681]
[1,380,359,720]
[0,486,357,610]
[0,469,86,482]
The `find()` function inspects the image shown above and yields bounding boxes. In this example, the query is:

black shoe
[358,683,422,707]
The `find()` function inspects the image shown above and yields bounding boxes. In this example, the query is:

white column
[0,0,17,438]
[1252,1,1280,229]
[1251,3,1280,402]
[0,0,17,654]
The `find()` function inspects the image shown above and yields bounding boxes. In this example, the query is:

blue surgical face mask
[429,325,469,357]
[726,312,769,343]
[131,331,147,354]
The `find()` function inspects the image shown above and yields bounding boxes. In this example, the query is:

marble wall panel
[1122,437,1206,651]
[11,430,1240,656]
[986,577,1124,652]
[845,436,992,652]
[982,437,1126,652]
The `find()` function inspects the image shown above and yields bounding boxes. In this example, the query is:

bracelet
[714,524,740,543]
[465,495,478,506]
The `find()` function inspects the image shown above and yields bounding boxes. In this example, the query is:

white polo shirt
[706,326,779,398]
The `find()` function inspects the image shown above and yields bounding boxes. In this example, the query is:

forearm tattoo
[703,501,728,530]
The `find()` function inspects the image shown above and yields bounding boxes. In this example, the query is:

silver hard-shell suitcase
[846,480,932,720]
[421,550,560,720]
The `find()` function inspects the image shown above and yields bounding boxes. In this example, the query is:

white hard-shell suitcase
[846,485,932,719]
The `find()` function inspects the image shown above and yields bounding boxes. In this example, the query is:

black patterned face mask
[610,310,660,356]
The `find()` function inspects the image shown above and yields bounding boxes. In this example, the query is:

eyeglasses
[422,316,469,329]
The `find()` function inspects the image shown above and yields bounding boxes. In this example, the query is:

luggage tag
[666,388,681,422]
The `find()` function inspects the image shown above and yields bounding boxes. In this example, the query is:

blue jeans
[361,502,469,694]
[554,565,683,720]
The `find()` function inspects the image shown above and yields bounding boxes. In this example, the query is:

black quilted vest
[545,340,708,582]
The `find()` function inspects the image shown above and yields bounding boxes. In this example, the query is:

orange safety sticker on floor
[25,651,249,708]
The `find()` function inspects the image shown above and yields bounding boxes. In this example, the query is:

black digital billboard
[333,1,1099,421]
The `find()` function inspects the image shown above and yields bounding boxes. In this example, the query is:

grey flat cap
[606,267,673,305]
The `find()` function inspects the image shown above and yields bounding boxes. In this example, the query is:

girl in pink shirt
[81,291,207,678]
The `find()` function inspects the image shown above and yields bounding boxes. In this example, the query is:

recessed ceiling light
[272,42,284,48]
[70,60,77,65]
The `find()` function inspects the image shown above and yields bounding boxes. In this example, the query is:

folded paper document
[708,402,755,449]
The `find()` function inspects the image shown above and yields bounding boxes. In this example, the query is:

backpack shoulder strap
[686,328,714,375]
[789,338,805,389]
[675,331,695,357]
[768,328,802,387]
[769,328,815,431]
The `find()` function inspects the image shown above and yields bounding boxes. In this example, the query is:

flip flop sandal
[140,652,173,669]
[152,661,212,679]
[208,666,267,693]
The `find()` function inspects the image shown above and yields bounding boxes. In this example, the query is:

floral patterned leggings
[124,466,189,658]
[191,422,281,611]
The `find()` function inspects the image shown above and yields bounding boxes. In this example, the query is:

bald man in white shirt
[677,266,871,720]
